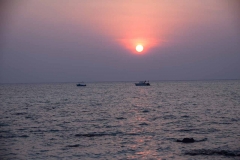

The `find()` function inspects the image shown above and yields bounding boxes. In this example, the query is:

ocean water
[0,80,240,160]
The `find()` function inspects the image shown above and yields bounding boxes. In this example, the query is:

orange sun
[136,45,143,52]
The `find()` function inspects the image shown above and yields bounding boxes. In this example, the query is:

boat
[135,81,150,86]
[76,82,86,86]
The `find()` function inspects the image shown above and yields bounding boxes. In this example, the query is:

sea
[0,80,240,160]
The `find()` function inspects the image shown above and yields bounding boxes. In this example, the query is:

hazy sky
[1,0,240,83]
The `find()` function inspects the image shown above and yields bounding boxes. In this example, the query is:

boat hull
[135,83,150,86]
[76,84,86,86]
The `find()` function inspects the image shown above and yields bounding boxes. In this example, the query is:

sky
[0,0,240,83]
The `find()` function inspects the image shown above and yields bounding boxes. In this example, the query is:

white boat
[135,81,150,86]
[76,82,86,86]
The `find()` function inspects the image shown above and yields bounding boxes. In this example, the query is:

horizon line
[0,78,239,85]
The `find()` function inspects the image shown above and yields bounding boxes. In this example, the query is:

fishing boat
[135,81,150,86]
[76,82,86,86]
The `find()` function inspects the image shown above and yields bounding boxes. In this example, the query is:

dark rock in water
[15,112,27,115]
[19,135,29,138]
[139,122,148,126]
[176,137,207,143]
[67,144,80,147]
[116,117,125,120]
[177,138,195,143]
[75,133,99,137]
[185,149,240,157]
[183,138,195,143]
[75,133,110,137]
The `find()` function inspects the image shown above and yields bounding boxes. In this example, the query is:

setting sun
[136,45,143,52]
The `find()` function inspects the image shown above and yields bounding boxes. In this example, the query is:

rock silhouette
[185,149,240,157]
[177,138,195,143]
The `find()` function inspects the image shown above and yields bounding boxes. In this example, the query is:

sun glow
[119,38,159,54]
[136,45,143,52]
[60,1,198,55]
